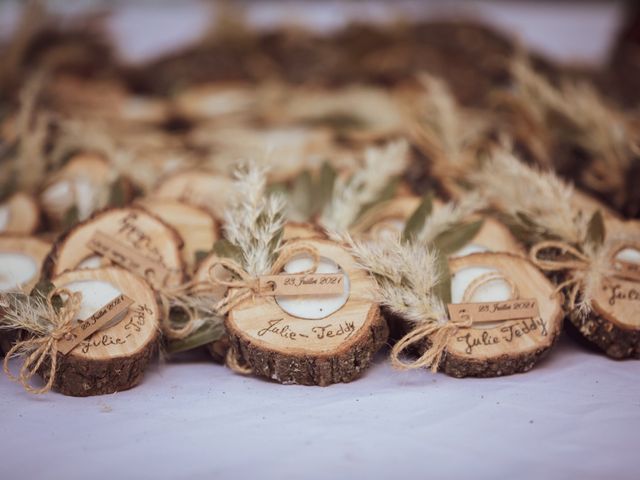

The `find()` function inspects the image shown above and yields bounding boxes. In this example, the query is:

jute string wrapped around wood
[3,288,82,394]
[390,271,519,371]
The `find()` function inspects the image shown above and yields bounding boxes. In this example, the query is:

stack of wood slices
[0,4,638,395]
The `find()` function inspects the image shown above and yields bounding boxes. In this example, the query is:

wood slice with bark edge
[152,169,234,220]
[225,238,388,386]
[135,199,218,272]
[172,83,257,122]
[42,207,185,290]
[0,192,40,234]
[283,222,326,241]
[46,267,160,396]
[39,152,133,229]
[437,252,563,378]
[567,223,640,359]
[0,236,52,355]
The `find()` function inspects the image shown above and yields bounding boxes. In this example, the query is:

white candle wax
[0,253,38,291]
[0,203,10,231]
[451,266,512,304]
[63,280,122,321]
[451,243,490,258]
[42,178,96,220]
[616,248,640,264]
[275,254,350,320]
[77,255,104,269]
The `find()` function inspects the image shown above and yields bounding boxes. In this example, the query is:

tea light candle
[275,254,350,320]
[0,253,38,291]
[451,243,490,258]
[63,280,123,321]
[616,247,640,264]
[42,178,96,221]
[451,266,512,304]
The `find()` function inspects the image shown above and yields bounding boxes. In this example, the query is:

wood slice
[48,267,160,396]
[136,199,218,271]
[0,192,40,234]
[173,83,256,122]
[40,153,132,228]
[43,207,185,290]
[225,238,388,386]
[351,196,422,235]
[283,222,326,241]
[568,231,640,359]
[0,236,52,354]
[152,170,234,220]
[440,252,564,377]
[459,217,524,257]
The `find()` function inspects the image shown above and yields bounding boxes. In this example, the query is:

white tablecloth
[1,336,637,480]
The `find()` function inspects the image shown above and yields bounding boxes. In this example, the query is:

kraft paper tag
[612,260,640,283]
[87,230,170,286]
[447,298,539,325]
[258,273,345,296]
[58,294,134,355]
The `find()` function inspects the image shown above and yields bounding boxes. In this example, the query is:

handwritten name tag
[258,274,344,296]
[447,298,539,325]
[87,231,170,287]
[613,260,640,283]
[58,294,134,355]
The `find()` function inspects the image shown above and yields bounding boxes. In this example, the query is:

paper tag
[258,273,345,296]
[87,230,170,286]
[612,260,640,282]
[447,298,539,325]
[58,294,134,355]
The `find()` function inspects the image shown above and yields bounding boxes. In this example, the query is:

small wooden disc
[0,192,40,234]
[152,170,233,219]
[225,238,388,385]
[283,222,325,241]
[570,230,640,359]
[49,267,160,396]
[460,217,523,257]
[136,199,218,271]
[442,252,563,377]
[44,207,185,289]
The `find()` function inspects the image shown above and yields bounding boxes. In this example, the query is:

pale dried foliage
[0,291,54,355]
[410,73,488,194]
[511,59,639,206]
[472,148,588,245]
[320,140,408,231]
[339,231,447,324]
[416,193,485,244]
[224,163,286,276]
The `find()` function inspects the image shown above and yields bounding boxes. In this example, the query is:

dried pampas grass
[339,231,447,324]
[472,148,588,245]
[416,193,485,245]
[223,163,286,276]
[320,140,408,231]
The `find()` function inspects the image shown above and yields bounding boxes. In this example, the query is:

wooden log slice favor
[40,152,133,228]
[568,233,640,359]
[152,170,234,220]
[0,192,40,234]
[225,238,388,385]
[136,199,218,271]
[48,267,160,396]
[44,207,185,290]
[442,252,563,377]
[0,236,52,353]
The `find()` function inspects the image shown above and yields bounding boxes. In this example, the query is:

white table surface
[1,335,638,480]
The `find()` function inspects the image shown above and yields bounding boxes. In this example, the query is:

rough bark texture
[567,309,640,360]
[46,331,159,397]
[226,306,388,386]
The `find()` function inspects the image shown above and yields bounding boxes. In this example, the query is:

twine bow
[391,271,519,372]
[529,240,593,309]
[3,288,83,394]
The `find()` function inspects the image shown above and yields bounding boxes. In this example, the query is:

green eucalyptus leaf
[213,239,243,264]
[585,210,605,246]
[194,249,211,265]
[166,318,226,354]
[314,161,337,215]
[290,170,313,220]
[356,176,400,220]
[432,253,452,306]
[402,192,433,243]
[62,204,80,230]
[432,219,484,255]
[108,177,126,207]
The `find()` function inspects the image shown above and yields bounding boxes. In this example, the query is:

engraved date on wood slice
[225,238,388,386]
